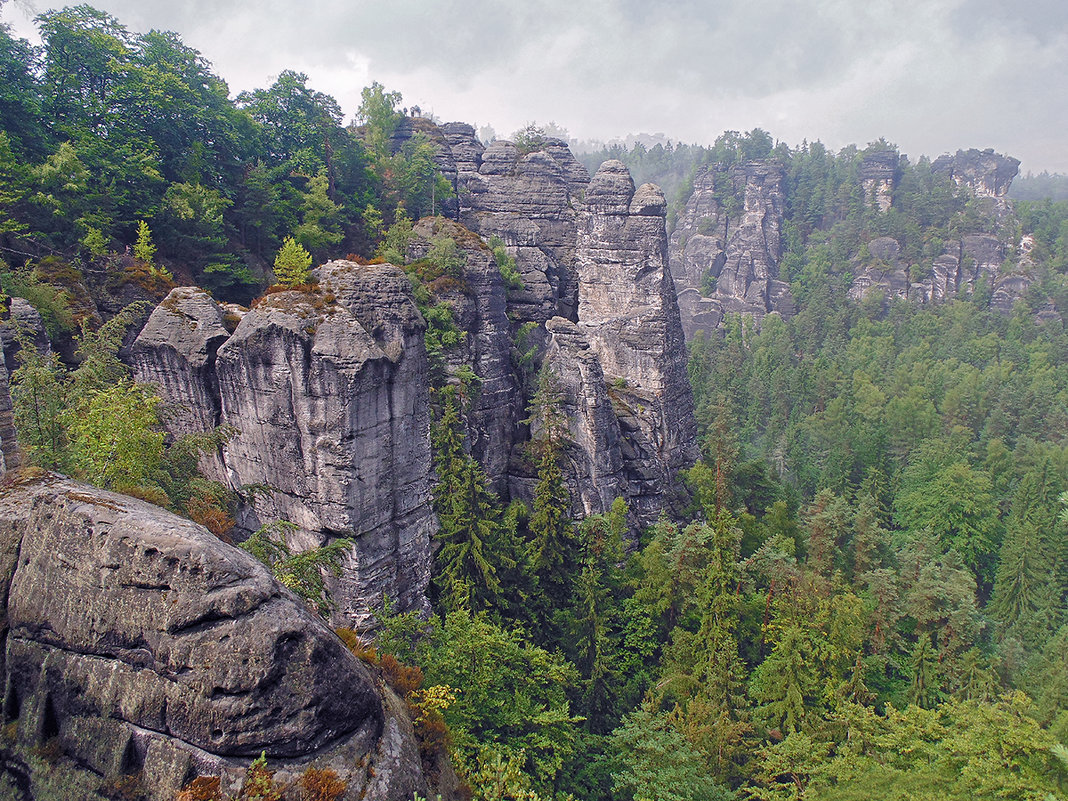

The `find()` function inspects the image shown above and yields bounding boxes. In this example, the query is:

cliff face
[131,263,434,629]
[847,149,1033,312]
[0,475,429,801]
[673,147,1038,327]
[932,148,1021,199]
[512,162,699,528]
[445,126,590,327]
[576,163,698,494]
[408,217,522,489]
[669,161,794,339]
[434,131,697,528]
[859,150,900,213]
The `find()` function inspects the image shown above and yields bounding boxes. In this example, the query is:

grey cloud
[4,0,1068,170]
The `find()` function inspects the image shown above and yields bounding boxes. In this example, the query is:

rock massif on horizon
[669,145,1042,339]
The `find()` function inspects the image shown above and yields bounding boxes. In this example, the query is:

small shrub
[176,776,223,801]
[335,628,378,664]
[274,237,313,288]
[378,653,424,697]
[238,752,282,801]
[298,767,347,801]
[134,220,157,265]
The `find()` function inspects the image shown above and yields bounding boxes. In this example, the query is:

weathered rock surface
[408,218,522,489]
[849,231,1037,315]
[859,150,900,213]
[0,475,430,801]
[542,317,629,517]
[576,163,698,491]
[932,148,1021,198]
[216,262,433,629]
[669,161,795,339]
[445,128,590,326]
[0,299,50,372]
[130,263,435,629]
[129,287,231,480]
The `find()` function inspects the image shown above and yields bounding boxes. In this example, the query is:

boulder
[0,474,429,801]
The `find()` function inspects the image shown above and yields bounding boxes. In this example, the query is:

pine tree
[273,236,312,287]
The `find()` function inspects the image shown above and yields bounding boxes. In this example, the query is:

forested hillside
[0,6,1066,801]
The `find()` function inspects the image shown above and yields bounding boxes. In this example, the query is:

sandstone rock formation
[128,287,231,480]
[932,148,1021,198]
[859,149,900,213]
[444,128,590,327]
[576,163,698,479]
[408,217,522,489]
[669,161,794,338]
[848,232,1036,314]
[0,474,429,801]
[131,263,435,629]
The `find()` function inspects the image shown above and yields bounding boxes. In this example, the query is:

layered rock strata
[577,162,698,479]
[0,475,429,801]
[932,148,1021,198]
[859,149,900,213]
[518,162,699,527]
[848,233,1036,314]
[131,263,435,629]
[408,217,522,488]
[445,128,590,326]
[669,161,794,339]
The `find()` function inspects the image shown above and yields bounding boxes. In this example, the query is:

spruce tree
[430,390,514,613]
[134,219,156,264]
[273,236,312,287]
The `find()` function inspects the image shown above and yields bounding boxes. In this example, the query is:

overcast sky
[4,0,1067,172]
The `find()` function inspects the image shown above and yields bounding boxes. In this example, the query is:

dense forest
[1,6,1067,801]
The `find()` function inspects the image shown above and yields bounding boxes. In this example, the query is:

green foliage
[431,388,516,615]
[10,332,68,470]
[273,235,312,287]
[512,124,547,155]
[133,219,156,264]
[428,233,465,278]
[66,378,165,494]
[611,701,734,801]
[489,235,525,292]
[0,263,75,337]
[376,211,413,265]
[382,607,582,796]
[240,521,353,617]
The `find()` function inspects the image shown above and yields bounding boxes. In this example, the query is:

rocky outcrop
[129,287,231,480]
[130,263,435,630]
[932,148,1021,198]
[408,218,522,489]
[542,318,629,517]
[859,150,900,213]
[216,262,433,629]
[0,475,429,801]
[510,163,699,528]
[444,128,590,326]
[849,232,1039,314]
[577,163,698,482]
[669,161,794,339]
